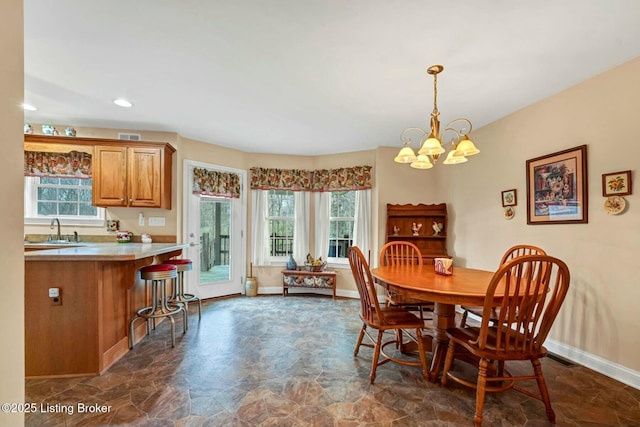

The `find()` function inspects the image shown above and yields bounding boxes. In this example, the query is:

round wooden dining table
[370,264,497,382]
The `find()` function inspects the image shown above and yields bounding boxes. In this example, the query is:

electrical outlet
[138,212,145,226]
[148,216,165,226]
[49,288,62,306]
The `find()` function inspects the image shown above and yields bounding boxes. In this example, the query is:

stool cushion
[165,259,193,265]
[140,263,177,273]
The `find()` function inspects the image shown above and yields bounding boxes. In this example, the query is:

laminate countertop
[24,242,188,261]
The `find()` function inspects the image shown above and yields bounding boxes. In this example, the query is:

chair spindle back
[379,241,423,267]
[478,255,570,354]
[500,244,547,266]
[349,246,384,324]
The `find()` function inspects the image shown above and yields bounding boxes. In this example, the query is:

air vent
[118,133,141,141]
[548,352,576,367]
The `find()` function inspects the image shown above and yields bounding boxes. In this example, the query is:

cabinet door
[128,147,163,207]
[93,146,127,207]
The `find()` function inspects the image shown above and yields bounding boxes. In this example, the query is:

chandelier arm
[440,118,473,146]
[400,127,429,145]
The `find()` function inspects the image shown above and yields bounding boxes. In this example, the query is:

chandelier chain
[432,73,439,118]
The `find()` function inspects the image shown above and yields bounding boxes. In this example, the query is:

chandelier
[394,65,480,169]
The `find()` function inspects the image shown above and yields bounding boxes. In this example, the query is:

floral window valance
[250,165,372,191]
[24,150,92,179]
[192,167,241,198]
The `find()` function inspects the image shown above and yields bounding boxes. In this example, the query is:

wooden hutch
[385,203,448,265]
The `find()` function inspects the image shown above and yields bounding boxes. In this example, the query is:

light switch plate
[148,216,165,226]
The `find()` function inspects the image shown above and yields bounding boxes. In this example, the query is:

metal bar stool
[129,263,186,349]
[164,259,201,329]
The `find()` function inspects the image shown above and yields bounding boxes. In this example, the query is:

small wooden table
[282,269,337,298]
[371,265,497,381]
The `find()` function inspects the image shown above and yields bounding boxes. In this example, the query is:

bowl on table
[304,262,327,272]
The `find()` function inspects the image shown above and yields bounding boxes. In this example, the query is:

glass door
[184,161,246,299]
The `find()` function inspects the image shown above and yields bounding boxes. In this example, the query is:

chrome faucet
[50,218,62,241]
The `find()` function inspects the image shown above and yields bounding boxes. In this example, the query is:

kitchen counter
[25,242,188,378]
[25,242,188,261]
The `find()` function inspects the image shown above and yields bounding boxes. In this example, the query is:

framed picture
[501,189,517,207]
[526,145,588,225]
[602,170,632,197]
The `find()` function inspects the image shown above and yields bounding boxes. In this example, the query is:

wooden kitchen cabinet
[25,134,175,209]
[93,143,174,208]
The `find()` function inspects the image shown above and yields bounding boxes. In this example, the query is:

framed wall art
[501,189,517,207]
[526,145,588,225]
[602,170,632,197]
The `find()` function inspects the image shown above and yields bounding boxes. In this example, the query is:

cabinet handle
[129,198,133,203]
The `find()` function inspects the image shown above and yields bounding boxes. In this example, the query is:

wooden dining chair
[441,254,570,427]
[459,244,547,327]
[379,241,434,324]
[348,246,429,384]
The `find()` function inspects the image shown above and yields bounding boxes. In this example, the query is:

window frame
[267,189,295,261]
[24,176,105,226]
[327,190,356,265]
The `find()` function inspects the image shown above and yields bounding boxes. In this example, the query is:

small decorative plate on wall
[604,196,626,215]
[504,206,515,220]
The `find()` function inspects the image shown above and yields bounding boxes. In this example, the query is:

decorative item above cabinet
[24,134,175,209]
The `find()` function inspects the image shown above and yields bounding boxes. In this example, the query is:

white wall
[0,0,25,426]
[441,57,640,381]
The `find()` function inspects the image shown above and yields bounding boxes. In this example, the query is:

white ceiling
[23,0,640,156]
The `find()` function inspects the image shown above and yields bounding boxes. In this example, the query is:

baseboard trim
[257,286,360,299]
[545,339,640,390]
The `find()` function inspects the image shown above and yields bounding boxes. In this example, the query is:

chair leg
[415,328,429,380]
[532,358,556,423]
[369,330,384,384]
[460,309,468,327]
[474,358,489,427]
[354,324,366,356]
[441,340,456,386]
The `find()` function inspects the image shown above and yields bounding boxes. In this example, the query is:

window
[328,191,355,259]
[24,176,105,225]
[267,190,294,257]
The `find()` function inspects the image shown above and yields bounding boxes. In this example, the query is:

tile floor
[26,295,640,426]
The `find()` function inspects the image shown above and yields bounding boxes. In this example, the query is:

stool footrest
[170,293,199,303]
[136,305,183,319]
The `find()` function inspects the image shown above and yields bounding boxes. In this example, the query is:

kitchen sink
[24,240,82,247]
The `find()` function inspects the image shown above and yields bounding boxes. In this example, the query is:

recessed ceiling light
[113,99,133,108]
[22,103,38,111]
